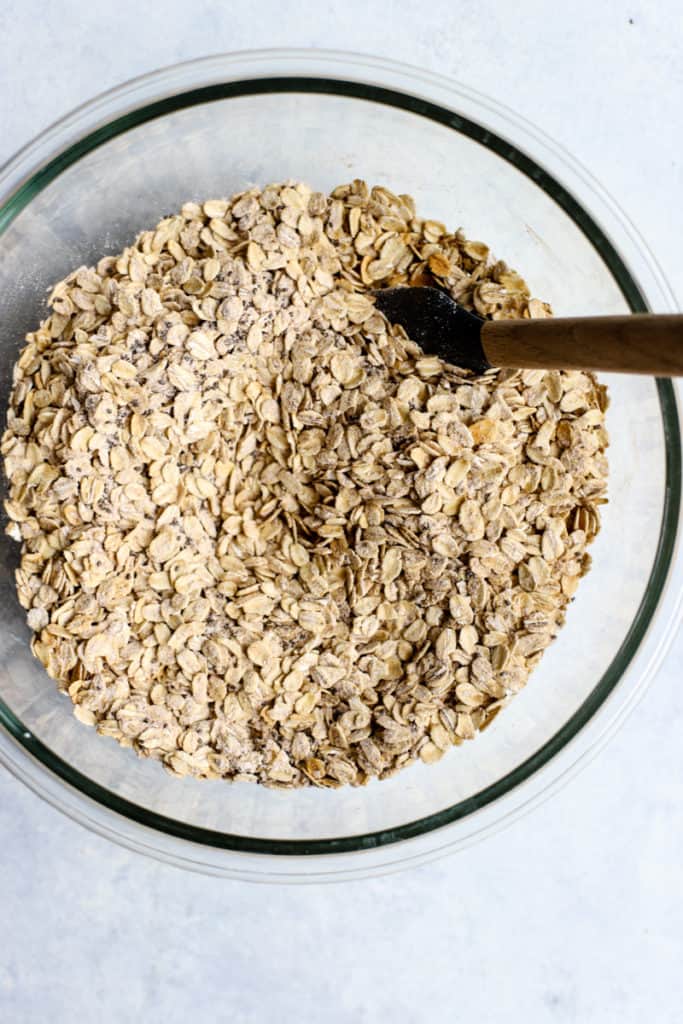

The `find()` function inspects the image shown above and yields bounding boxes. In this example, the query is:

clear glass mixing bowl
[0,50,681,882]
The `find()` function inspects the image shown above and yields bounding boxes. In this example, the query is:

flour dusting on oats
[2,180,608,787]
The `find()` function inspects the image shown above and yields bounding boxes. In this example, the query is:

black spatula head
[373,286,491,374]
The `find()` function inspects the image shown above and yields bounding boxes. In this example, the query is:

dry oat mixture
[1,180,608,787]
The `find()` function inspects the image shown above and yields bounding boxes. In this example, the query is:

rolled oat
[1,180,608,787]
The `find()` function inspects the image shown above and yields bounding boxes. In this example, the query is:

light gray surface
[1,2,682,1021]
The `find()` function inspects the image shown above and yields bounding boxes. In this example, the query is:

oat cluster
[2,180,608,787]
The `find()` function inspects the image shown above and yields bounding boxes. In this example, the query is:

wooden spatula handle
[481,314,683,375]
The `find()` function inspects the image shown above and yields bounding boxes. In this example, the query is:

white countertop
[1,2,682,1021]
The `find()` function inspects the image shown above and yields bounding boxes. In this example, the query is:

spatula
[373,286,683,376]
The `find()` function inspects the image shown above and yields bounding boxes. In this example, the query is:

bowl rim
[0,48,681,876]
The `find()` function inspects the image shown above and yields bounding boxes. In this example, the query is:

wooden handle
[481,314,683,375]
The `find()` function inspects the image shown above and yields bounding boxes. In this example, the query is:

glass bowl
[0,50,681,882]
